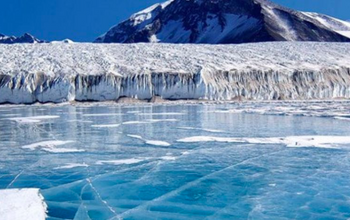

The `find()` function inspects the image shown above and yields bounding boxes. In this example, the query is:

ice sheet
[1,103,350,220]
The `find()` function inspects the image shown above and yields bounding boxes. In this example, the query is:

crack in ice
[113,149,287,219]
[6,170,24,189]
[86,178,118,217]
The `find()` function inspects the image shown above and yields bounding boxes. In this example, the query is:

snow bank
[0,189,47,220]
[0,42,350,104]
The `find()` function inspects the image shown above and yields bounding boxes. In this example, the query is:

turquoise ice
[0,102,350,219]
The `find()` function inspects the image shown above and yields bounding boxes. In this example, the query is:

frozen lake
[1,101,350,219]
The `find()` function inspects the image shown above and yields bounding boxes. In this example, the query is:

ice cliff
[0,42,349,104]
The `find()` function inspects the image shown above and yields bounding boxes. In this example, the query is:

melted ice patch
[177,136,350,149]
[0,189,47,220]
[8,116,59,123]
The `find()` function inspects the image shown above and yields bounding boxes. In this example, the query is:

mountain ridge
[95,0,350,44]
[0,33,46,44]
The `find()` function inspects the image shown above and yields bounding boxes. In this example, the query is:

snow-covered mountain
[95,0,350,44]
[0,42,350,104]
[0,33,45,44]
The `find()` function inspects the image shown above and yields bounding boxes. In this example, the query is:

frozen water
[0,101,350,219]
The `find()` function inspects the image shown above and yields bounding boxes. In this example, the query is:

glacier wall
[0,42,350,104]
[1,68,350,104]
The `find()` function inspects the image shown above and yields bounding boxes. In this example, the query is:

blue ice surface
[0,103,350,220]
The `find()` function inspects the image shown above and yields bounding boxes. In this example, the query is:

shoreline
[1,98,350,107]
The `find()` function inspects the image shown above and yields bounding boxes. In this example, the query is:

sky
[0,0,349,42]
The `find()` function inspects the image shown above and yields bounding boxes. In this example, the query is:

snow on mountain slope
[0,42,350,104]
[95,0,350,44]
[0,33,45,44]
[301,12,350,38]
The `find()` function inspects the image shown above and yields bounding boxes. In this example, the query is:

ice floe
[211,101,350,120]
[0,188,47,220]
[177,136,350,149]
